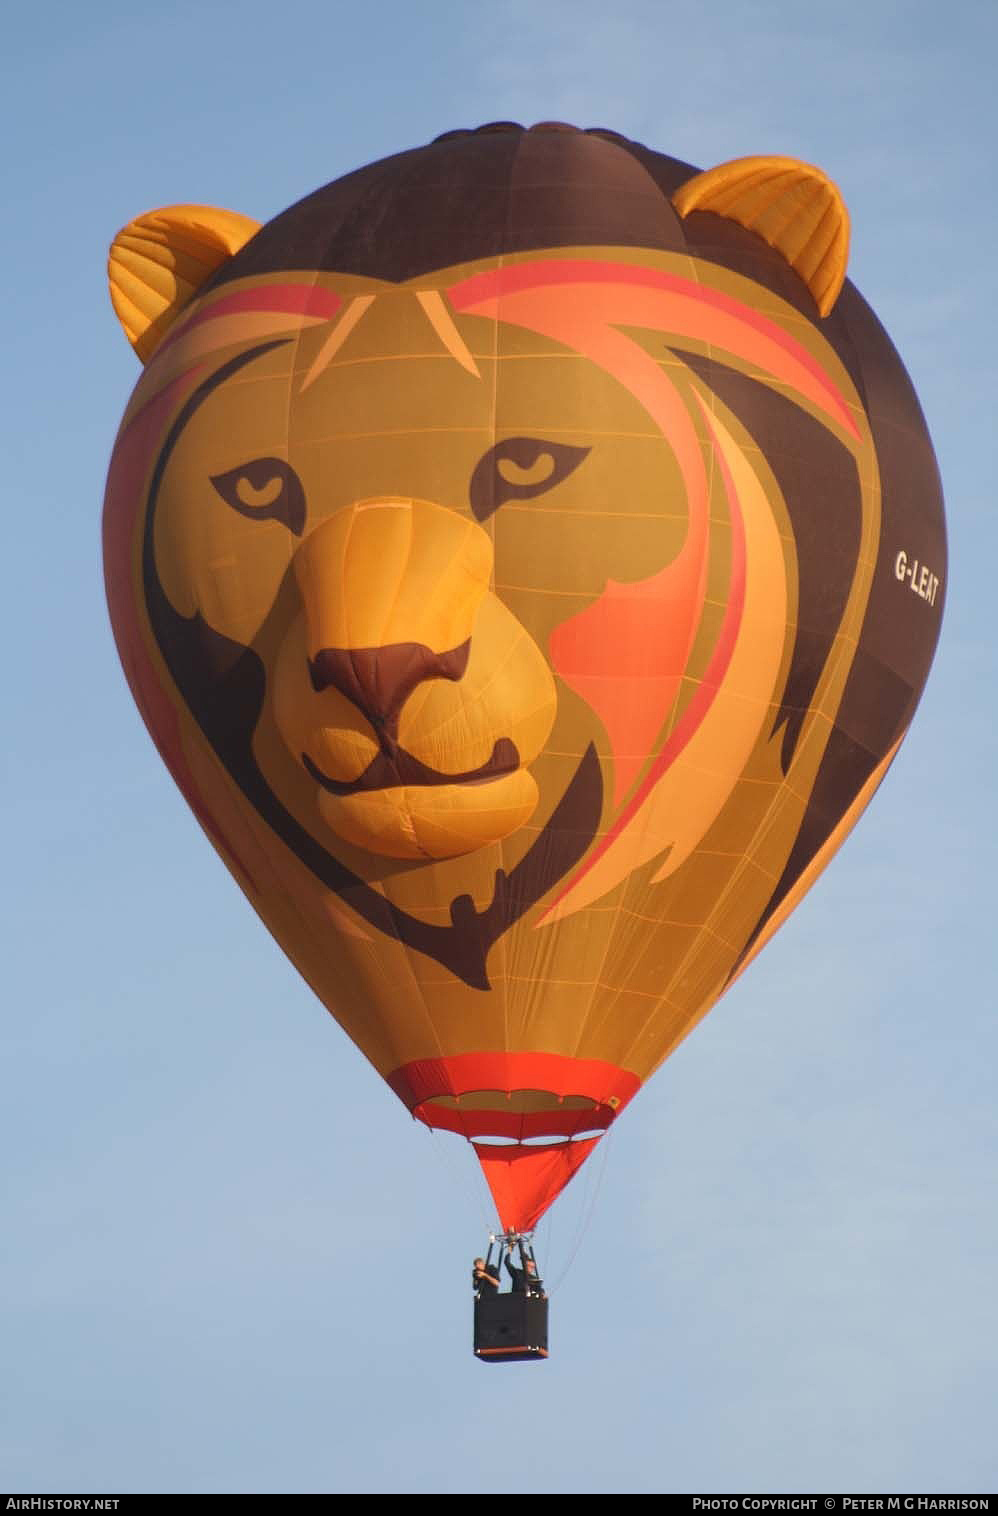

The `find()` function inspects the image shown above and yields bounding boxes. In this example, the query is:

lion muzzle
[272,498,558,861]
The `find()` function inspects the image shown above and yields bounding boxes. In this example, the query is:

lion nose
[308,642,471,736]
[293,497,494,673]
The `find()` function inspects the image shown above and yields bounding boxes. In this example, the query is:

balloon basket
[474,1292,549,1363]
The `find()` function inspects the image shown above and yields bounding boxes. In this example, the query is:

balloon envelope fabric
[104,125,945,1232]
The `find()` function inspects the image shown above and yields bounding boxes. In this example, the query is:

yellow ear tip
[108,204,262,362]
[673,155,850,317]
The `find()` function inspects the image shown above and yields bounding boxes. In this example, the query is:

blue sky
[2,0,995,1495]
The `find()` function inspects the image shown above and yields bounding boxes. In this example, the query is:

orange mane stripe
[448,258,859,441]
[541,396,748,914]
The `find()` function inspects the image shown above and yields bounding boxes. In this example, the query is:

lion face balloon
[105,126,945,1230]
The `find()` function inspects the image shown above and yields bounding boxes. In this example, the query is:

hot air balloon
[104,125,945,1354]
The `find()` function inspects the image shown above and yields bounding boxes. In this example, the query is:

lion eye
[497,454,556,488]
[210,457,306,536]
[470,437,590,521]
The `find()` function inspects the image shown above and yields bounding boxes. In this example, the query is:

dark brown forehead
[208,126,693,290]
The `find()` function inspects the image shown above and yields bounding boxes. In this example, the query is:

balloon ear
[672,156,849,317]
[108,205,262,362]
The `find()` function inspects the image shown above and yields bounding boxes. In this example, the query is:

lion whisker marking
[300,295,377,391]
[415,290,481,377]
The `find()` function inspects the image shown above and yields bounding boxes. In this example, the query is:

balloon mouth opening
[385,1055,637,1229]
[471,1129,608,1147]
[419,1089,613,1142]
[387,1052,639,1141]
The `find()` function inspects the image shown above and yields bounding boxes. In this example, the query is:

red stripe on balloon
[158,283,342,356]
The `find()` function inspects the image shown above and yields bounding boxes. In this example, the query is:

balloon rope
[545,1126,613,1293]
[424,1124,494,1237]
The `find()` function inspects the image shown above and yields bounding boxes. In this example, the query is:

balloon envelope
[104,125,945,1232]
